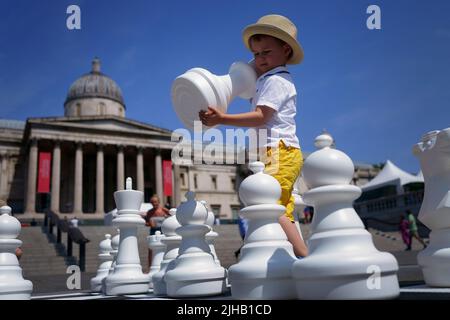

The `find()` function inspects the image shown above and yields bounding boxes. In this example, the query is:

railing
[354,191,429,238]
[354,191,423,216]
[43,211,90,271]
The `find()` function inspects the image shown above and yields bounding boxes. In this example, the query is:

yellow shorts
[263,140,303,222]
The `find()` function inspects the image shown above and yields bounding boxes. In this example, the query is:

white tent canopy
[416,170,424,180]
[361,160,424,194]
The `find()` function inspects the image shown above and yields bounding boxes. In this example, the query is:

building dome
[64,58,126,118]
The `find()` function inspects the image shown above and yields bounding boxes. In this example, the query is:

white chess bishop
[165,192,227,297]
[147,230,166,289]
[292,132,400,299]
[104,178,150,295]
[0,205,33,300]
[171,61,256,129]
[152,208,182,296]
[228,162,298,300]
[90,234,113,292]
[413,128,450,286]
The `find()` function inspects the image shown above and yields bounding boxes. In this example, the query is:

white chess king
[171,61,256,129]
[104,178,150,295]
[413,128,450,287]
[292,132,400,299]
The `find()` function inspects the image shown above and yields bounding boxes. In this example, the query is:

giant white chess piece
[147,231,166,289]
[292,132,400,299]
[165,192,227,297]
[104,178,150,295]
[152,208,182,295]
[228,162,298,300]
[90,234,113,292]
[201,200,221,265]
[413,128,450,286]
[0,205,33,299]
[102,229,119,294]
[171,61,256,129]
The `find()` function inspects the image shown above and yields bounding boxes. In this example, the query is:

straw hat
[242,14,304,65]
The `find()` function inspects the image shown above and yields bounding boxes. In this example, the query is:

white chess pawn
[201,200,221,266]
[90,234,113,292]
[165,192,227,297]
[413,128,450,286]
[147,231,166,289]
[228,162,298,300]
[102,229,119,294]
[171,61,256,129]
[292,132,400,299]
[0,205,33,299]
[104,178,150,295]
[152,208,182,296]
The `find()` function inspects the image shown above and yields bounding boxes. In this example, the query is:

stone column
[117,146,125,191]
[74,142,83,214]
[96,144,104,214]
[25,139,38,214]
[136,147,144,193]
[173,164,181,207]
[50,141,61,213]
[155,149,163,202]
[0,154,9,200]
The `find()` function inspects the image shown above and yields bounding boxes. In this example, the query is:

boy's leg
[265,142,308,257]
[279,215,308,257]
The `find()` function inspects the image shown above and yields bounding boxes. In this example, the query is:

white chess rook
[228,162,298,300]
[165,192,227,297]
[152,208,182,296]
[0,205,33,300]
[413,128,450,287]
[292,132,400,299]
[147,231,166,289]
[90,234,113,292]
[171,61,256,129]
[104,178,150,295]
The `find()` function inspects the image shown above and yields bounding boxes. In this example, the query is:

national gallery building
[0,58,378,221]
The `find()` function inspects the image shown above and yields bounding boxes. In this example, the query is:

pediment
[28,116,173,137]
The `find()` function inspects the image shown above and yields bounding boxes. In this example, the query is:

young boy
[199,14,308,257]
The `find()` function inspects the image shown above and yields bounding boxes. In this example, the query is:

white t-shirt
[251,66,300,149]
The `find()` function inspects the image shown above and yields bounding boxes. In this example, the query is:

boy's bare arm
[199,105,274,127]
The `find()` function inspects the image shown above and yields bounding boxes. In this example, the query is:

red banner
[163,160,173,196]
[37,152,51,193]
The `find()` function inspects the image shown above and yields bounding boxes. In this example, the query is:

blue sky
[1,0,449,174]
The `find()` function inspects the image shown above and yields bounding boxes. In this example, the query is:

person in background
[399,214,411,251]
[142,195,170,272]
[234,216,249,259]
[407,210,427,249]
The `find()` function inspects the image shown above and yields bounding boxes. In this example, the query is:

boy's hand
[199,107,224,126]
